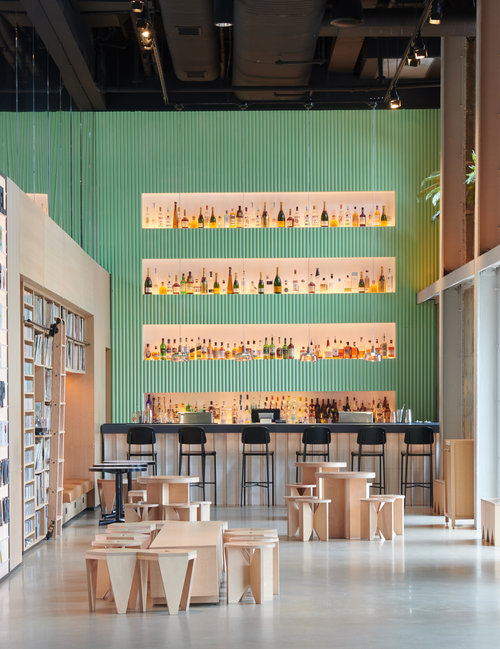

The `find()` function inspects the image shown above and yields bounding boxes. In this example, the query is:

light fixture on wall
[329,0,364,27]
[389,88,401,110]
[429,0,442,25]
[213,0,233,27]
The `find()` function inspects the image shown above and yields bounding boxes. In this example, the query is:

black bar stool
[127,426,157,475]
[240,426,274,507]
[350,426,386,493]
[400,426,434,505]
[295,426,331,481]
[178,426,217,506]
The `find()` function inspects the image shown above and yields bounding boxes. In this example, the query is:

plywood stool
[297,498,330,542]
[86,549,139,614]
[128,489,147,503]
[124,502,159,522]
[162,503,200,522]
[223,530,279,594]
[286,483,316,497]
[433,479,445,516]
[191,501,211,521]
[224,541,275,604]
[137,549,197,614]
[481,498,500,545]
[373,494,405,535]
[360,497,396,541]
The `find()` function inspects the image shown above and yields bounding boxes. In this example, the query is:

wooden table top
[138,475,200,484]
[295,461,347,468]
[151,521,226,549]
[315,471,376,479]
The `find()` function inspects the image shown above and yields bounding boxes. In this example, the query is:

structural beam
[328,37,365,75]
[20,0,105,110]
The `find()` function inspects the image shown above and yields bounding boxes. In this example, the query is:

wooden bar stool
[224,541,275,604]
[137,549,197,615]
[374,494,405,535]
[360,496,396,541]
[162,502,200,521]
[286,483,316,497]
[223,529,279,595]
[127,489,147,503]
[191,501,211,521]
[124,502,159,522]
[297,498,330,542]
[86,548,139,614]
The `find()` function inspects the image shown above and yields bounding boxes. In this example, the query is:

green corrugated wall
[0,109,439,421]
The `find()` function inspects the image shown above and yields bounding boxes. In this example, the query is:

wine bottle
[230,208,236,228]
[144,268,153,294]
[320,201,328,227]
[200,268,208,294]
[236,205,244,228]
[258,272,264,294]
[262,202,269,228]
[288,337,294,359]
[274,267,282,294]
[381,205,388,226]
[213,272,220,294]
[352,206,359,227]
[160,337,166,360]
[277,201,285,228]
[198,207,204,228]
[233,273,240,294]
[378,266,386,293]
[269,336,276,359]
[172,201,178,229]
[263,337,269,359]
[227,267,233,294]
[359,207,366,226]
[209,207,216,228]
[287,209,294,228]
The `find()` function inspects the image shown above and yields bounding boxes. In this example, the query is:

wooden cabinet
[444,439,474,527]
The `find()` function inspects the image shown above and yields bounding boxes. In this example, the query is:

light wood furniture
[137,549,197,614]
[223,528,279,595]
[286,483,316,497]
[443,439,474,527]
[224,541,275,604]
[295,461,347,497]
[481,498,500,546]
[150,520,226,603]
[316,471,375,539]
[375,494,405,535]
[192,501,211,521]
[285,496,330,541]
[162,503,199,522]
[86,548,139,614]
[433,479,445,515]
[138,475,199,506]
[360,497,395,541]
[124,502,159,522]
[128,489,147,503]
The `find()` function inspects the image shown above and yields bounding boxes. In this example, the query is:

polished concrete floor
[1,507,500,649]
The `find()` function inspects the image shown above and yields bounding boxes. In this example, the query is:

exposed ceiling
[0,0,476,111]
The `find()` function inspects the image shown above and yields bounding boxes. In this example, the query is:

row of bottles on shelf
[144,335,395,361]
[145,266,394,295]
[143,201,392,229]
[142,393,393,425]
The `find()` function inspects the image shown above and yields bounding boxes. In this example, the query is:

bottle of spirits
[352,206,359,227]
[304,206,311,227]
[277,202,285,228]
[344,206,351,227]
[190,212,197,229]
[224,210,230,228]
[381,335,388,358]
[359,207,366,226]
[282,337,288,359]
[276,337,283,359]
[381,205,388,226]
[338,204,344,226]
[159,281,167,295]
[209,207,216,228]
[144,343,151,359]
[294,206,300,227]
[287,209,294,228]
[320,201,329,227]
[374,205,381,226]
[332,338,339,358]
[330,209,338,227]
[324,338,332,359]
[308,275,316,294]
[186,271,194,294]
[255,209,261,228]
[288,337,294,359]
[233,273,240,294]
[269,336,276,359]
[386,268,394,292]
[144,268,153,294]
[227,267,233,294]
[344,274,351,293]
[152,346,159,361]
[236,206,244,228]
[172,275,180,295]
[160,337,166,360]
[262,202,269,228]
[274,267,282,294]
[344,341,352,359]
[388,339,395,358]
[165,207,171,228]
[364,270,370,291]
[181,209,189,228]
[352,341,359,359]
[180,273,187,294]
[213,272,220,294]
[172,201,179,229]
[378,266,386,293]
[230,208,236,228]
[200,268,208,294]
[263,337,269,359]
[320,277,328,293]
[293,270,299,293]
[311,205,319,227]
[244,207,250,228]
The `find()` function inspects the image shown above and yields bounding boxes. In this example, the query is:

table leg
[115,472,124,522]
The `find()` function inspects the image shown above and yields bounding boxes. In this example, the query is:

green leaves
[418,170,440,221]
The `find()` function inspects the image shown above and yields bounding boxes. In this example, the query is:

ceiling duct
[157,0,219,82]
[232,0,327,101]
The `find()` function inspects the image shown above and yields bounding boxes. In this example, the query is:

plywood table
[137,475,199,506]
[150,520,226,604]
[316,471,375,539]
[296,462,347,497]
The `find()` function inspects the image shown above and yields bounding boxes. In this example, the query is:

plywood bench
[63,478,94,524]
[481,498,500,546]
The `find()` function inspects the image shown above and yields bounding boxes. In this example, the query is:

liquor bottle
[320,201,329,227]
[224,210,230,228]
[294,206,300,227]
[159,281,167,295]
[144,268,152,294]
[288,337,294,359]
[293,270,299,293]
[383,397,391,423]
[213,272,220,294]
[378,266,386,293]
[332,338,339,358]
[276,337,283,359]
[244,207,250,228]
[274,267,282,294]
[344,341,352,359]
[351,205,360,227]
[282,337,288,359]
[330,209,338,227]
[198,207,204,228]
[386,268,394,292]
[255,209,261,228]
[364,270,370,291]
[263,337,269,359]
[167,274,173,294]
[180,273,187,294]
[381,335,388,358]
[338,341,344,359]
[311,205,319,227]
[344,206,351,227]
[358,271,365,293]
[324,338,332,359]
[352,341,359,359]
[233,273,240,294]
[190,212,197,229]
[262,202,269,228]
[388,339,395,358]
[200,268,208,294]
[230,208,236,228]
[381,205,388,226]
[224,343,231,360]
[304,206,310,227]
[173,275,180,295]
[344,274,351,293]
[186,271,194,294]
[269,336,276,359]
[172,201,179,229]
[236,205,244,228]
[152,346,159,361]
[209,207,216,228]
[144,343,151,359]
[160,337,166,360]
[359,207,366,226]
[165,207,171,228]
[144,206,150,227]
[338,204,344,226]
[258,272,264,294]
[231,342,238,358]
[181,209,189,228]
[277,202,285,228]
[358,337,365,358]
[308,275,316,294]
[241,270,247,295]
[374,205,381,226]
[227,267,233,294]
[320,277,328,293]
[344,396,351,412]
[212,342,219,360]
[287,209,294,228]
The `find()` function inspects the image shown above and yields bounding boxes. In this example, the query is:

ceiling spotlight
[137,18,152,38]
[239,102,248,111]
[413,34,428,59]
[213,0,233,27]
[131,0,144,13]
[407,46,421,67]
[429,0,442,25]
[143,38,153,50]
[389,88,401,110]
[304,98,314,111]
[329,0,363,27]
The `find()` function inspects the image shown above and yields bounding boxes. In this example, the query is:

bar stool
[350,426,387,493]
[240,426,274,507]
[400,426,434,505]
[178,426,217,506]
[127,426,157,475]
[295,426,331,481]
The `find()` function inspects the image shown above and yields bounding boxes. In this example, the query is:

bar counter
[101,423,439,507]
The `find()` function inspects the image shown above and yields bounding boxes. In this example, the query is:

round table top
[295,461,347,468]
[90,463,149,473]
[315,471,376,479]
[138,475,200,484]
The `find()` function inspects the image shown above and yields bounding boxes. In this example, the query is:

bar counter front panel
[101,423,440,507]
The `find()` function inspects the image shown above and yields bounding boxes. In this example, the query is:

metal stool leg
[272,453,275,506]
[213,454,217,507]
[265,451,270,507]
[201,453,206,501]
